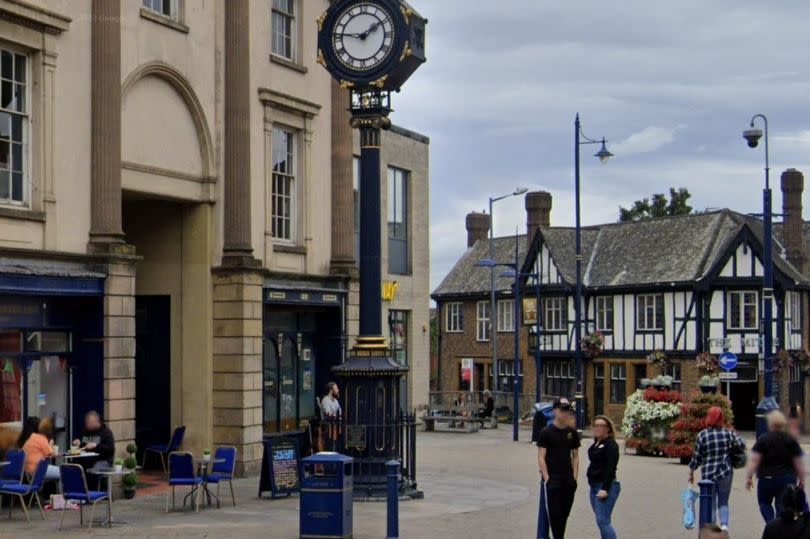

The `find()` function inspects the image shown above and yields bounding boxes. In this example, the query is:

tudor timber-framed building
[0,0,430,475]
[434,180,810,431]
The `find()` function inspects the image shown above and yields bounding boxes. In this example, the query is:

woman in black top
[762,484,810,539]
[587,415,620,539]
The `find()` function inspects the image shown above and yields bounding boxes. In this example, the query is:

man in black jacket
[72,410,116,487]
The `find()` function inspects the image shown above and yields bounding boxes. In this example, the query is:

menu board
[258,435,300,498]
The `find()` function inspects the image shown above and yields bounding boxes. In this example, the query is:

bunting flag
[14,356,33,372]
[2,358,12,374]
[44,357,52,373]
[58,357,66,374]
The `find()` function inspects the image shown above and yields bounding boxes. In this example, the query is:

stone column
[89,0,124,246]
[330,80,356,272]
[212,270,264,475]
[103,259,137,456]
[222,0,254,262]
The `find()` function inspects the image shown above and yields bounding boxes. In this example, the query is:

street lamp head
[594,139,613,164]
[476,258,497,268]
[513,187,529,196]
[743,127,763,148]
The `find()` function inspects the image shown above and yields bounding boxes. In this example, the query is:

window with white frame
[271,0,296,61]
[789,291,801,332]
[143,0,176,18]
[544,297,566,331]
[609,364,627,403]
[595,296,613,332]
[636,294,664,331]
[445,303,463,333]
[476,301,490,341]
[728,291,758,330]
[497,299,515,332]
[271,127,296,242]
[388,167,409,274]
[0,48,27,206]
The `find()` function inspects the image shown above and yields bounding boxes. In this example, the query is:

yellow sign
[382,281,399,301]
[522,297,538,325]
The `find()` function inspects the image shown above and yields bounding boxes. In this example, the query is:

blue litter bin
[300,452,353,539]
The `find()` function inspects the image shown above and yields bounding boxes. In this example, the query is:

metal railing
[428,391,555,419]
[322,413,417,496]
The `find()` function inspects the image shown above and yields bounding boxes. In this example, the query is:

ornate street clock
[317,0,426,91]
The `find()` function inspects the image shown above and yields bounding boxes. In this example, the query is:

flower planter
[114,465,123,473]
[123,489,135,500]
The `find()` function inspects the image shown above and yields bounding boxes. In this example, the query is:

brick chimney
[781,168,807,273]
[526,191,552,246]
[465,211,490,247]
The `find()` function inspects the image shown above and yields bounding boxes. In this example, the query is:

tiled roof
[432,210,807,298]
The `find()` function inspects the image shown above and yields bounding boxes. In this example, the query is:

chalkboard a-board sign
[259,434,301,499]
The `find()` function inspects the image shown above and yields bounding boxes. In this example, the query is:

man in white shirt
[321,382,342,417]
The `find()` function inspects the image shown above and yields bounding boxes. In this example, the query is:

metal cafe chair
[0,449,25,486]
[166,452,202,513]
[58,463,111,530]
[0,458,48,523]
[204,446,237,507]
[143,425,186,475]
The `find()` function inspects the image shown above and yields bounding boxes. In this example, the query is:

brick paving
[0,427,793,538]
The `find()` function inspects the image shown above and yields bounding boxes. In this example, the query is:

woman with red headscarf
[688,406,746,533]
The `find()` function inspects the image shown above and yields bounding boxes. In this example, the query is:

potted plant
[122,472,137,500]
[698,375,720,394]
[202,448,211,462]
[695,352,720,374]
[646,350,668,370]
[114,458,123,473]
[122,443,138,499]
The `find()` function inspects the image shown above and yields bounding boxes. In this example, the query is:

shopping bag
[681,485,699,529]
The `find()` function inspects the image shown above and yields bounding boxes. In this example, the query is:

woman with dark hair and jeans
[762,484,810,538]
[689,406,744,533]
[586,415,620,539]
[747,410,805,523]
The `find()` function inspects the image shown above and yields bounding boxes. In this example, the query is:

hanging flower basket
[793,349,810,371]
[581,331,605,358]
[695,352,720,375]
[646,350,668,369]
[774,349,793,373]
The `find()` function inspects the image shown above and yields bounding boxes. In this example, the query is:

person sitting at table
[17,416,60,481]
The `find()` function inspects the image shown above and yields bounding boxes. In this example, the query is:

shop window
[665,363,682,392]
[544,360,574,398]
[0,358,21,423]
[610,364,627,403]
[23,331,70,353]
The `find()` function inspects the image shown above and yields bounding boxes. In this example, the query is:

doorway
[726,381,758,431]
[135,296,171,462]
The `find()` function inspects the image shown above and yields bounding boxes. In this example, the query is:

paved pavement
[0,426,787,538]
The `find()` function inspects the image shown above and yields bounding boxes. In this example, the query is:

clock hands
[339,20,384,40]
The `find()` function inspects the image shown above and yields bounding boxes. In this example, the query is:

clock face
[331,2,396,72]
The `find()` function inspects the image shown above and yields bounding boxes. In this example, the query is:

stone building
[0,0,429,475]
[434,183,809,429]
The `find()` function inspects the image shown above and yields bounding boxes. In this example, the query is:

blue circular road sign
[719,351,738,371]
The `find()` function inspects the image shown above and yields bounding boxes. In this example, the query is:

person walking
[747,410,805,523]
[761,484,810,539]
[537,397,580,539]
[587,415,620,539]
[688,406,744,533]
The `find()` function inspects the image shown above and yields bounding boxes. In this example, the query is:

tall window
[610,364,627,403]
[636,294,664,331]
[544,297,567,331]
[497,299,515,332]
[544,360,574,398]
[388,167,409,274]
[446,303,463,333]
[271,128,296,241]
[0,49,27,205]
[665,363,682,392]
[271,0,296,60]
[789,291,801,332]
[476,301,490,342]
[728,291,758,330]
[595,296,613,331]
[353,156,361,263]
[143,0,175,18]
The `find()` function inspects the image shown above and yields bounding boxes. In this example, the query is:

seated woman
[18,416,60,481]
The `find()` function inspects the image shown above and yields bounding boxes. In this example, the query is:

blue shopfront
[0,270,104,450]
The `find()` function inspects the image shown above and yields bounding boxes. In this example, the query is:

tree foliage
[619,187,693,222]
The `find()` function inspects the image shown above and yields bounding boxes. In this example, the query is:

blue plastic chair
[205,446,237,507]
[0,457,48,523]
[144,425,185,474]
[167,452,202,513]
[0,449,25,486]
[59,463,110,530]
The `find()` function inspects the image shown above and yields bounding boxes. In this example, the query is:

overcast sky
[389,0,810,293]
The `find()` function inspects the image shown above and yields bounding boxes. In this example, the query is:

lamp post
[743,114,779,438]
[488,188,528,392]
[574,114,612,430]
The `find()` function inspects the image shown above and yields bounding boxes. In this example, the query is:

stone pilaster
[222,0,254,262]
[212,269,264,476]
[89,0,124,246]
[330,80,356,272]
[103,258,137,457]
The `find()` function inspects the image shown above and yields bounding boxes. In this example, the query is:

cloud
[611,126,681,156]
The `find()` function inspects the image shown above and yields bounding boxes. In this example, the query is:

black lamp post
[743,114,779,438]
[574,114,612,430]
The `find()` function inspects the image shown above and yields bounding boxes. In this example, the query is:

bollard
[697,479,715,536]
[386,460,400,539]
[536,480,549,539]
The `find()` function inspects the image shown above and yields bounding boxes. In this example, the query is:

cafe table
[88,467,127,526]
[183,457,225,509]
